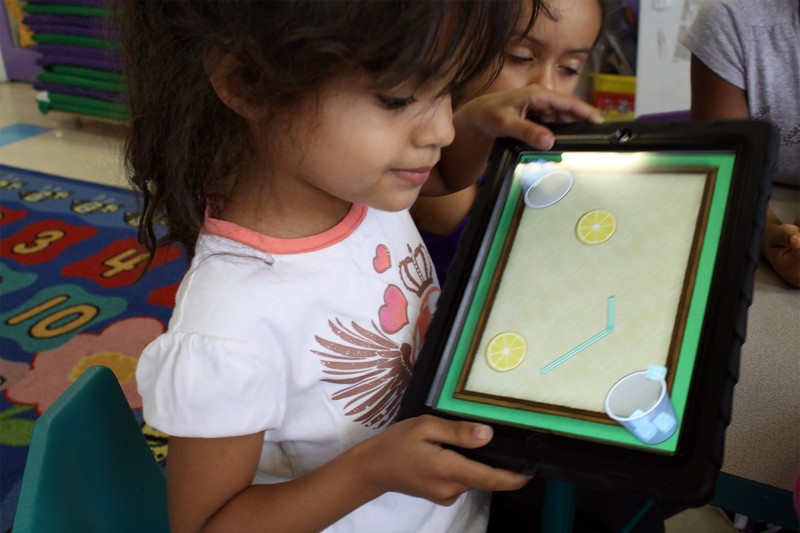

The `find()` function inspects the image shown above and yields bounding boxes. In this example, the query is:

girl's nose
[530,65,555,92]
[415,95,455,148]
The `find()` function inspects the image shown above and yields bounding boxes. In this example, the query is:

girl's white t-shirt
[136,204,489,533]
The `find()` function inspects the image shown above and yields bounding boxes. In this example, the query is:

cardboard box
[591,73,636,120]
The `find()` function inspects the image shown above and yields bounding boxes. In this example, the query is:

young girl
[412,0,606,285]
[121,2,599,532]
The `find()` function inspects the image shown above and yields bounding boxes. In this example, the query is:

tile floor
[0,80,742,532]
[0,80,127,186]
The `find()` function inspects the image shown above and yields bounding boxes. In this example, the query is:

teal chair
[12,365,169,533]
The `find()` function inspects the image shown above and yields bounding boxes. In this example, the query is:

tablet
[398,120,779,504]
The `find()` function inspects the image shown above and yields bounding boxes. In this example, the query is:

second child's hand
[457,83,604,150]
[432,84,603,196]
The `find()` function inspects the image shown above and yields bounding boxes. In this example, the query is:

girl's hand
[352,414,532,505]
[763,213,800,288]
[456,83,604,150]
[427,83,603,198]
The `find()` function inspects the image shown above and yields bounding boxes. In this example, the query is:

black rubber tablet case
[398,120,779,505]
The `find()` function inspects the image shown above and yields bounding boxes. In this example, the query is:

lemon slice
[576,209,617,245]
[486,332,527,372]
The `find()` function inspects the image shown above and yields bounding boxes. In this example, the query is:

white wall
[634,0,703,116]
[0,9,8,82]
[0,50,7,83]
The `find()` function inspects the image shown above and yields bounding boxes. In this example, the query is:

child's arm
[688,56,748,121]
[167,416,531,533]
[690,56,800,288]
[411,185,477,236]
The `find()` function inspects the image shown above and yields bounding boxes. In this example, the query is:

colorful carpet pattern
[0,165,186,530]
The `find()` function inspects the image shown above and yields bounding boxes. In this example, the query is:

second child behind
[412,0,606,285]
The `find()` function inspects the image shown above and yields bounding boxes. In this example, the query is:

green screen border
[433,152,736,453]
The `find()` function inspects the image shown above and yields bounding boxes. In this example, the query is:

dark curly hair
[119,1,536,258]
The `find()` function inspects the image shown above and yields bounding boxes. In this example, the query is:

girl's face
[469,0,602,98]
[268,76,455,216]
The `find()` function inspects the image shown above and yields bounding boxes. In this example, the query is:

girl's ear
[203,47,264,121]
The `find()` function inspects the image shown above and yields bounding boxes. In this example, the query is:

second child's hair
[120,0,534,257]
[537,0,606,43]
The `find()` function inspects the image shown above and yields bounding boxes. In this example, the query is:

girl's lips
[393,166,434,187]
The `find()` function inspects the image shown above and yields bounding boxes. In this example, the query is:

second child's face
[469,0,602,98]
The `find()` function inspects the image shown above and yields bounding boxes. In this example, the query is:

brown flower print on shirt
[313,241,439,429]
[313,319,414,429]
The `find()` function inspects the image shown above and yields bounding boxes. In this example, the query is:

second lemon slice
[486,331,527,372]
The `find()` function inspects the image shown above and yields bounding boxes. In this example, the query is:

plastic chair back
[12,365,169,533]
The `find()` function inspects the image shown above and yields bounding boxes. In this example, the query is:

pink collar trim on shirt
[203,203,368,254]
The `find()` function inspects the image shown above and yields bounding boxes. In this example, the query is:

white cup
[518,165,574,209]
[604,367,678,445]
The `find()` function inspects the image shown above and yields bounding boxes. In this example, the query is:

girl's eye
[377,94,417,110]
[506,45,535,65]
[560,66,580,76]
[508,53,534,64]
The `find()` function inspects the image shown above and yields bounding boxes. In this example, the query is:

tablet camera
[612,127,634,144]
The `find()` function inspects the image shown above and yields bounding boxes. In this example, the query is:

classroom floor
[0,80,127,186]
[0,80,742,533]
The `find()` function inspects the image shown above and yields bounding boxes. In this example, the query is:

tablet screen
[427,150,735,453]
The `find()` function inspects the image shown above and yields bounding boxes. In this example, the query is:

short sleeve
[679,0,747,89]
[136,331,287,438]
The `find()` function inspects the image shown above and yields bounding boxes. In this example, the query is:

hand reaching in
[455,83,604,150]
[431,83,603,196]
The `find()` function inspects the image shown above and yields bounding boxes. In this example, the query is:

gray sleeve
[679,0,747,89]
